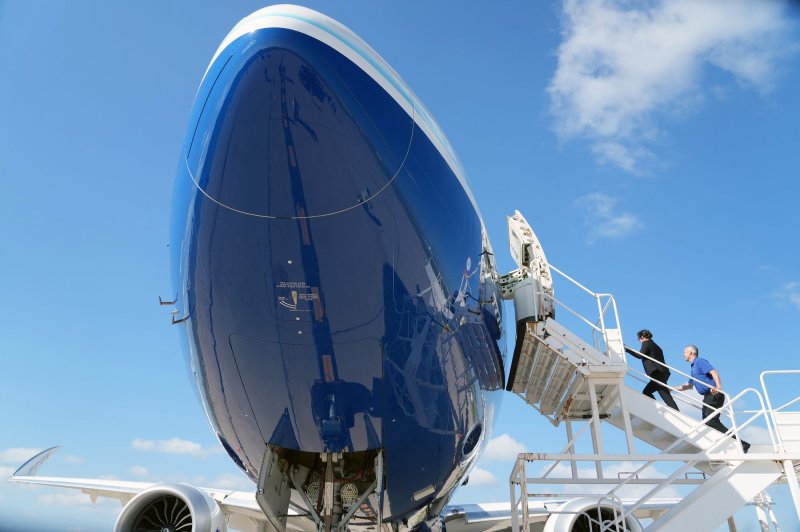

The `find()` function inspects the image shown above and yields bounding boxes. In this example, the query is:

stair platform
[507,319,627,425]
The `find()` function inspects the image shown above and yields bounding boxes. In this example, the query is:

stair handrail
[773,395,800,413]
[625,356,776,453]
[622,345,715,417]
[535,262,622,358]
[547,263,598,298]
[548,263,621,329]
[590,492,627,532]
[622,344,774,446]
[622,365,773,450]
[531,288,622,362]
[541,292,605,335]
[588,493,627,532]
[622,344,712,395]
[760,370,800,453]
[615,386,763,482]
[605,386,773,526]
[625,365,705,410]
[592,296,619,354]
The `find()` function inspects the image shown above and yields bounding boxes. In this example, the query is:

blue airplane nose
[172,18,504,522]
[184,28,414,220]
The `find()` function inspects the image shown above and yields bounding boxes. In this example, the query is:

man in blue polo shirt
[677,344,750,453]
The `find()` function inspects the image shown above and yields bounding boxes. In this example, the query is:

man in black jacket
[625,329,679,411]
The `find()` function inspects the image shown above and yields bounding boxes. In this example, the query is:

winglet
[11,446,60,478]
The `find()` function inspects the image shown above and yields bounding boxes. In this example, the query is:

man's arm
[625,341,649,360]
[709,369,722,395]
[624,345,643,359]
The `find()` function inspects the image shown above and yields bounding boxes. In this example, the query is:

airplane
[12,5,507,532]
[14,6,791,531]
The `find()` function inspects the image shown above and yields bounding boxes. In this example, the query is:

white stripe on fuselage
[207,4,482,219]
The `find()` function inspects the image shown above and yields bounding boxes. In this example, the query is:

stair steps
[646,460,783,531]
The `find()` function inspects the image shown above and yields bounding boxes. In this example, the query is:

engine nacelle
[114,483,226,532]
[543,497,642,532]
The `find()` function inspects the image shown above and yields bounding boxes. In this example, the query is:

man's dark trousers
[702,391,750,451]
[643,369,679,411]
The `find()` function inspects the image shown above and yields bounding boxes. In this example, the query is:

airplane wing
[8,446,310,532]
[12,448,687,532]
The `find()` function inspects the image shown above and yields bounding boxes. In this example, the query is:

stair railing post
[510,457,520,532]
[565,419,578,479]
[617,386,636,454]
[753,492,772,532]
[521,458,530,532]
[594,293,607,352]
[725,394,745,452]
[588,381,604,479]
[783,458,800,523]
[765,493,782,532]
[759,370,800,453]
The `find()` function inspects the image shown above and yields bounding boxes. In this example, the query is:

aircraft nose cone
[185,29,413,219]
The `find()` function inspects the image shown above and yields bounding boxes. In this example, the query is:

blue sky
[1,1,799,531]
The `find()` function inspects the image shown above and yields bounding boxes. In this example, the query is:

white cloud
[161,472,251,491]
[0,465,14,477]
[129,466,149,478]
[575,193,642,243]
[741,424,772,445]
[467,467,498,486]
[0,448,41,463]
[131,438,220,458]
[777,281,800,310]
[38,492,95,507]
[484,433,527,461]
[36,492,118,515]
[64,455,85,464]
[205,473,253,491]
[549,0,791,173]
[542,461,681,498]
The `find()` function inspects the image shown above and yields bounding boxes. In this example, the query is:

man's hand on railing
[677,382,720,395]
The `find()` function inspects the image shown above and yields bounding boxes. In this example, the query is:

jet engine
[543,497,642,532]
[114,483,225,532]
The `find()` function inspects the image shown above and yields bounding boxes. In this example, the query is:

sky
[1,1,799,531]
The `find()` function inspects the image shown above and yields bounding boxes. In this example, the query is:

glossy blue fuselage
[171,24,505,523]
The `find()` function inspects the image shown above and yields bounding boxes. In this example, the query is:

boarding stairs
[499,211,800,531]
